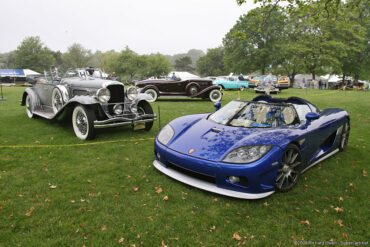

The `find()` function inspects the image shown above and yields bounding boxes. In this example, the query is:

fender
[21,87,41,109]
[140,85,159,94]
[52,95,101,119]
[191,85,222,98]
[55,85,70,103]
[185,82,200,93]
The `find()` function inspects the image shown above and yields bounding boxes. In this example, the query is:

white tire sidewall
[144,89,157,102]
[26,94,34,118]
[209,89,222,102]
[72,106,89,140]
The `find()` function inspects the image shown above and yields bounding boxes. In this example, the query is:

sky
[0,0,254,55]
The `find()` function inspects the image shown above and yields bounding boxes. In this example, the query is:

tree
[141,53,172,78]
[174,56,193,72]
[115,47,143,81]
[62,43,92,69]
[14,36,55,72]
[196,47,227,76]
[101,50,120,74]
[223,6,286,74]
[0,52,16,69]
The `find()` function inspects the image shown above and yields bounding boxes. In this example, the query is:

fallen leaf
[25,207,35,217]
[209,225,216,232]
[342,232,349,240]
[362,170,368,177]
[263,202,269,206]
[161,240,167,247]
[232,232,242,241]
[155,186,163,194]
[70,199,76,204]
[101,225,107,231]
[49,184,57,189]
[163,195,169,201]
[80,198,86,202]
[349,182,354,187]
[300,220,310,226]
[118,237,124,244]
[334,207,344,213]
[133,186,139,192]
[334,219,345,227]
[339,196,344,201]
[45,198,51,202]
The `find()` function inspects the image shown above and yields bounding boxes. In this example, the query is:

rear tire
[25,94,34,118]
[72,105,95,140]
[339,121,350,151]
[143,88,158,102]
[137,101,154,131]
[276,144,302,192]
[188,85,199,96]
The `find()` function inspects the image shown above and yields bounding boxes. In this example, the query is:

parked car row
[21,68,349,200]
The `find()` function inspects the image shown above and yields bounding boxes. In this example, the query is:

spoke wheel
[25,94,34,118]
[52,88,64,114]
[209,89,222,102]
[339,121,350,151]
[276,144,302,192]
[137,101,154,131]
[143,89,158,102]
[72,105,95,140]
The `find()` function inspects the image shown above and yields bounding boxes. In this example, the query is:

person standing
[263,73,273,95]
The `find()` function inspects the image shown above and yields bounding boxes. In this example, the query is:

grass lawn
[0,86,369,246]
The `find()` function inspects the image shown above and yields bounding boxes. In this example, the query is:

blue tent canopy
[0,69,25,77]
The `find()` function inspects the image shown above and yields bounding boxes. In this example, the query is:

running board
[301,148,339,173]
[33,110,55,119]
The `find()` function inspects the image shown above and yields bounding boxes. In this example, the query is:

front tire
[339,121,350,151]
[25,94,34,118]
[137,101,154,131]
[209,89,222,102]
[276,144,302,192]
[143,88,158,102]
[72,105,95,140]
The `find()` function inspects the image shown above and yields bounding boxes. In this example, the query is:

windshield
[208,101,298,128]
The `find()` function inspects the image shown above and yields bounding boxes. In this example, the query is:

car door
[34,79,55,109]
[301,115,336,166]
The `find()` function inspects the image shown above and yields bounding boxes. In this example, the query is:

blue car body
[213,76,249,90]
[153,95,350,199]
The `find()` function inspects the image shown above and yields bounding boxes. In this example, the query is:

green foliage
[62,43,92,69]
[196,47,227,76]
[100,50,120,74]
[223,6,286,74]
[0,52,16,69]
[141,53,172,78]
[14,36,55,72]
[174,56,193,72]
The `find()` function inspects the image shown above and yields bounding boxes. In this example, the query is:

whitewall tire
[209,89,222,102]
[25,94,34,118]
[72,105,95,140]
[52,88,64,114]
[143,89,158,102]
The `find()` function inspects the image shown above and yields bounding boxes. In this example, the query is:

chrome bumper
[94,114,156,129]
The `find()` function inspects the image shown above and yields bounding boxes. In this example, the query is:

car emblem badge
[188,148,195,154]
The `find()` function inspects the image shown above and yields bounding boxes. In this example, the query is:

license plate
[134,123,145,130]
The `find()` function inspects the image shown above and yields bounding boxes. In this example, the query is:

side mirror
[305,112,320,122]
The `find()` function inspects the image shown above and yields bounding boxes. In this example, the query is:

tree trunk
[288,73,296,87]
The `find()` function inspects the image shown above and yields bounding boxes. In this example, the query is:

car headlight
[157,124,175,145]
[113,104,123,115]
[96,88,111,103]
[127,87,138,100]
[223,145,272,164]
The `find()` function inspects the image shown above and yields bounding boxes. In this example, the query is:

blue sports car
[213,76,249,90]
[153,95,350,199]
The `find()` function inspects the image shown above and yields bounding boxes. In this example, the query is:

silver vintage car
[21,68,156,140]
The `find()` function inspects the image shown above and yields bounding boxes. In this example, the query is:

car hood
[62,77,123,89]
[168,118,294,161]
